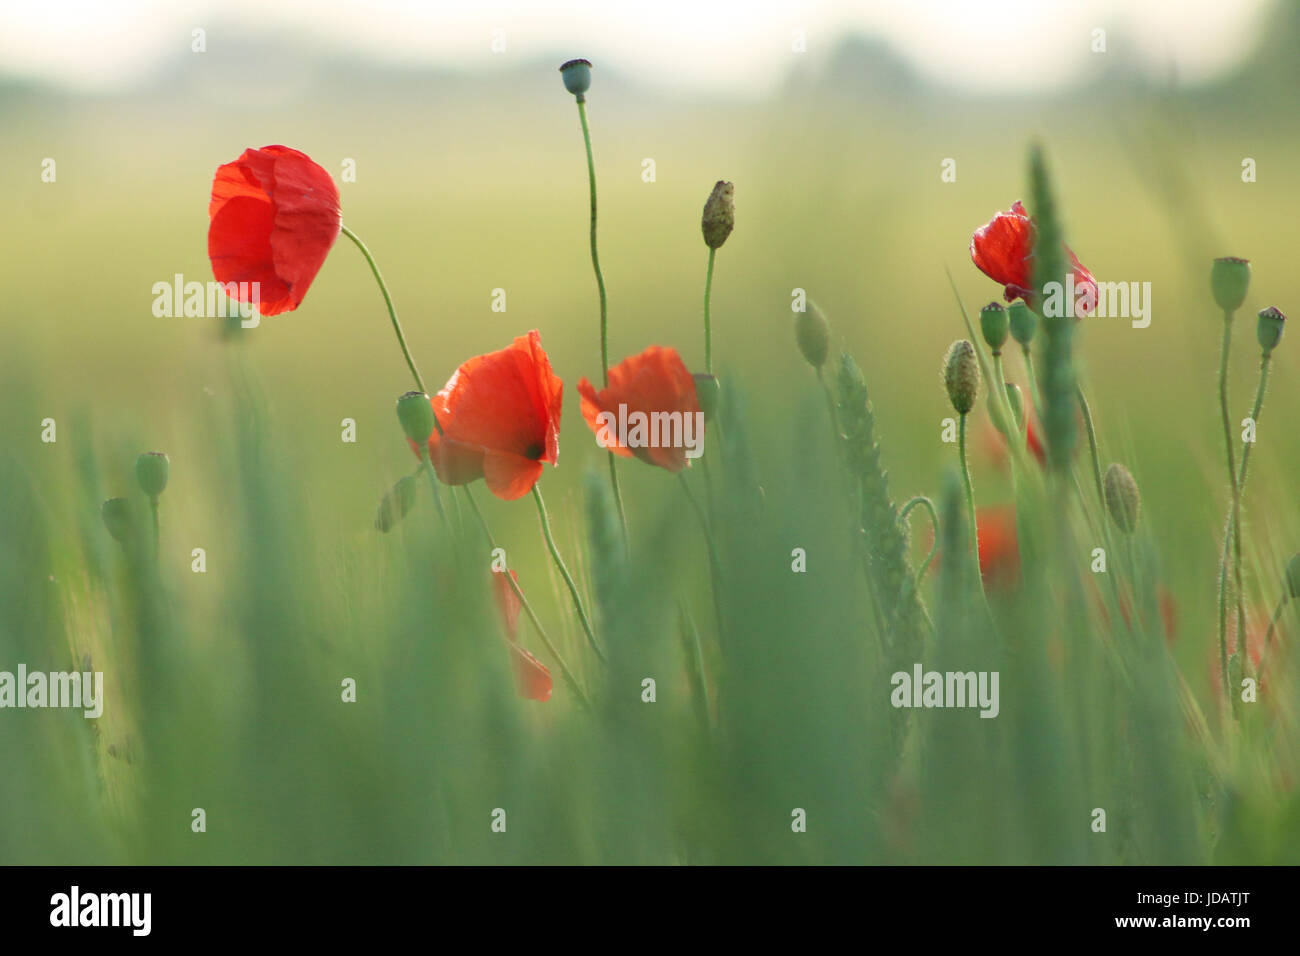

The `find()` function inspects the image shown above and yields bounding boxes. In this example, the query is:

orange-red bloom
[976,506,1020,589]
[413,331,562,501]
[492,569,553,702]
[577,346,702,473]
[208,145,341,317]
[970,200,1096,315]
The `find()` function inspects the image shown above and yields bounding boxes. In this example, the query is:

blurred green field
[3,28,1300,863]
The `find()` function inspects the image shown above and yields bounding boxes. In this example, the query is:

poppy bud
[701,181,734,249]
[375,474,419,533]
[101,497,134,543]
[943,340,979,415]
[1103,462,1140,534]
[1286,553,1300,600]
[979,302,1009,354]
[1004,383,1025,430]
[559,58,592,98]
[1210,257,1250,313]
[1008,301,1037,347]
[135,452,169,499]
[397,390,437,445]
[795,301,830,369]
[693,373,720,422]
[1257,306,1286,355]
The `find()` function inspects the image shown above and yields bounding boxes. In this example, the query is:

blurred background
[3,0,1299,863]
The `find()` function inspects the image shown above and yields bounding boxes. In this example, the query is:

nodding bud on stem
[701,181,734,249]
[1004,383,1025,430]
[1008,301,1037,348]
[1103,462,1141,534]
[1257,306,1286,355]
[375,475,419,533]
[943,340,979,415]
[1210,257,1251,313]
[1286,553,1300,600]
[559,58,592,98]
[693,373,720,422]
[135,452,169,499]
[397,390,437,445]
[979,301,1009,354]
[795,301,830,369]
[101,497,134,543]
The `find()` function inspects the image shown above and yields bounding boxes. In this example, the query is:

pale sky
[0,0,1275,96]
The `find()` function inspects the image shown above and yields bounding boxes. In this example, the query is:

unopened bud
[943,340,979,415]
[1004,382,1025,430]
[693,373,720,422]
[135,452,169,499]
[795,301,830,369]
[1257,306,1286,355]
[101,497,137,544]
[701,181,734,249]
[1210,257,1250,314]
[980,302,1009,354]
[1103,462,1140,534]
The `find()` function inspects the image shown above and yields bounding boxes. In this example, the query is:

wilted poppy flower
[970,201,1096,315]
[492,569,553,702]
[208,145,342,317]
[413,330,562,501]
[976,506,1020,588]
[577,346,703,472]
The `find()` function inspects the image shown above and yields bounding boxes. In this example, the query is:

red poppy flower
[413,331,562,501]
[208,145,341,317]
[577,346,702,473]
[970,201,1096,315]
[492,569,553,702]
[976,506,1020,589]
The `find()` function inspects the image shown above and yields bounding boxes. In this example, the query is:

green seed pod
[1210,257,1250,313]
[795,301,830,369]
[375,475,419,533]
[979,301,1009,354]
[1257,306,1286,354]
[701,180,734,250]
[1103,462,1141,534]
[101,497,135,543]
[693,373,720,423]
[135,451,169,499]
[943,340,979,415]
[1004,382,1025,430]
[1285,553,1300,600]
[397,390,437,445]
[558,58,592,98]
[1008,301,1037,347]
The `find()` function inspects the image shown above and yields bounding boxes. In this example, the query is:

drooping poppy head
[414,330,562,501]
[970,200,1096,316]
[208,145,342,317]
[491,570,553,702]
[976,506,1020,589]
[577,346,702,473]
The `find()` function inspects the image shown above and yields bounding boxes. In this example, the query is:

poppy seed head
[1103,462,1140,534]
[1210,257,1251,313]
[1257,306,1286,354]
[396,391,437,445]
[1008,301,1037,347]
[979,301,1009,353]
[943,340,979,415]
[101,497,134,544]
[559,59,593,97]
[702,181,735,249]
[135,451,170,499]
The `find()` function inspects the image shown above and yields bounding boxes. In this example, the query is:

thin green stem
[958,414,988,605]
[1263,593,1288,659]
[149,497,160,554]
[1022,346,1044,421]
[703,247,716,374]
[679,472,725,646]
[1076,384,1104,507]
[462,486,588,707]
[531,485,606,663]
[340,224,425,393]
[1215,312,1240,714]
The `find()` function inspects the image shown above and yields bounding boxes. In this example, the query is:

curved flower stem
[1215,311,1240,715]
[1076,384,1104,507]
[900,495,940,582]
[703,247,717,374]
[958,413,988,605]
[1262,591,1289,660]
[573,99,628,543]
[532,484,606,663]
[462,486,588,707]
[340,224,426,394]
[679,472,725,646]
